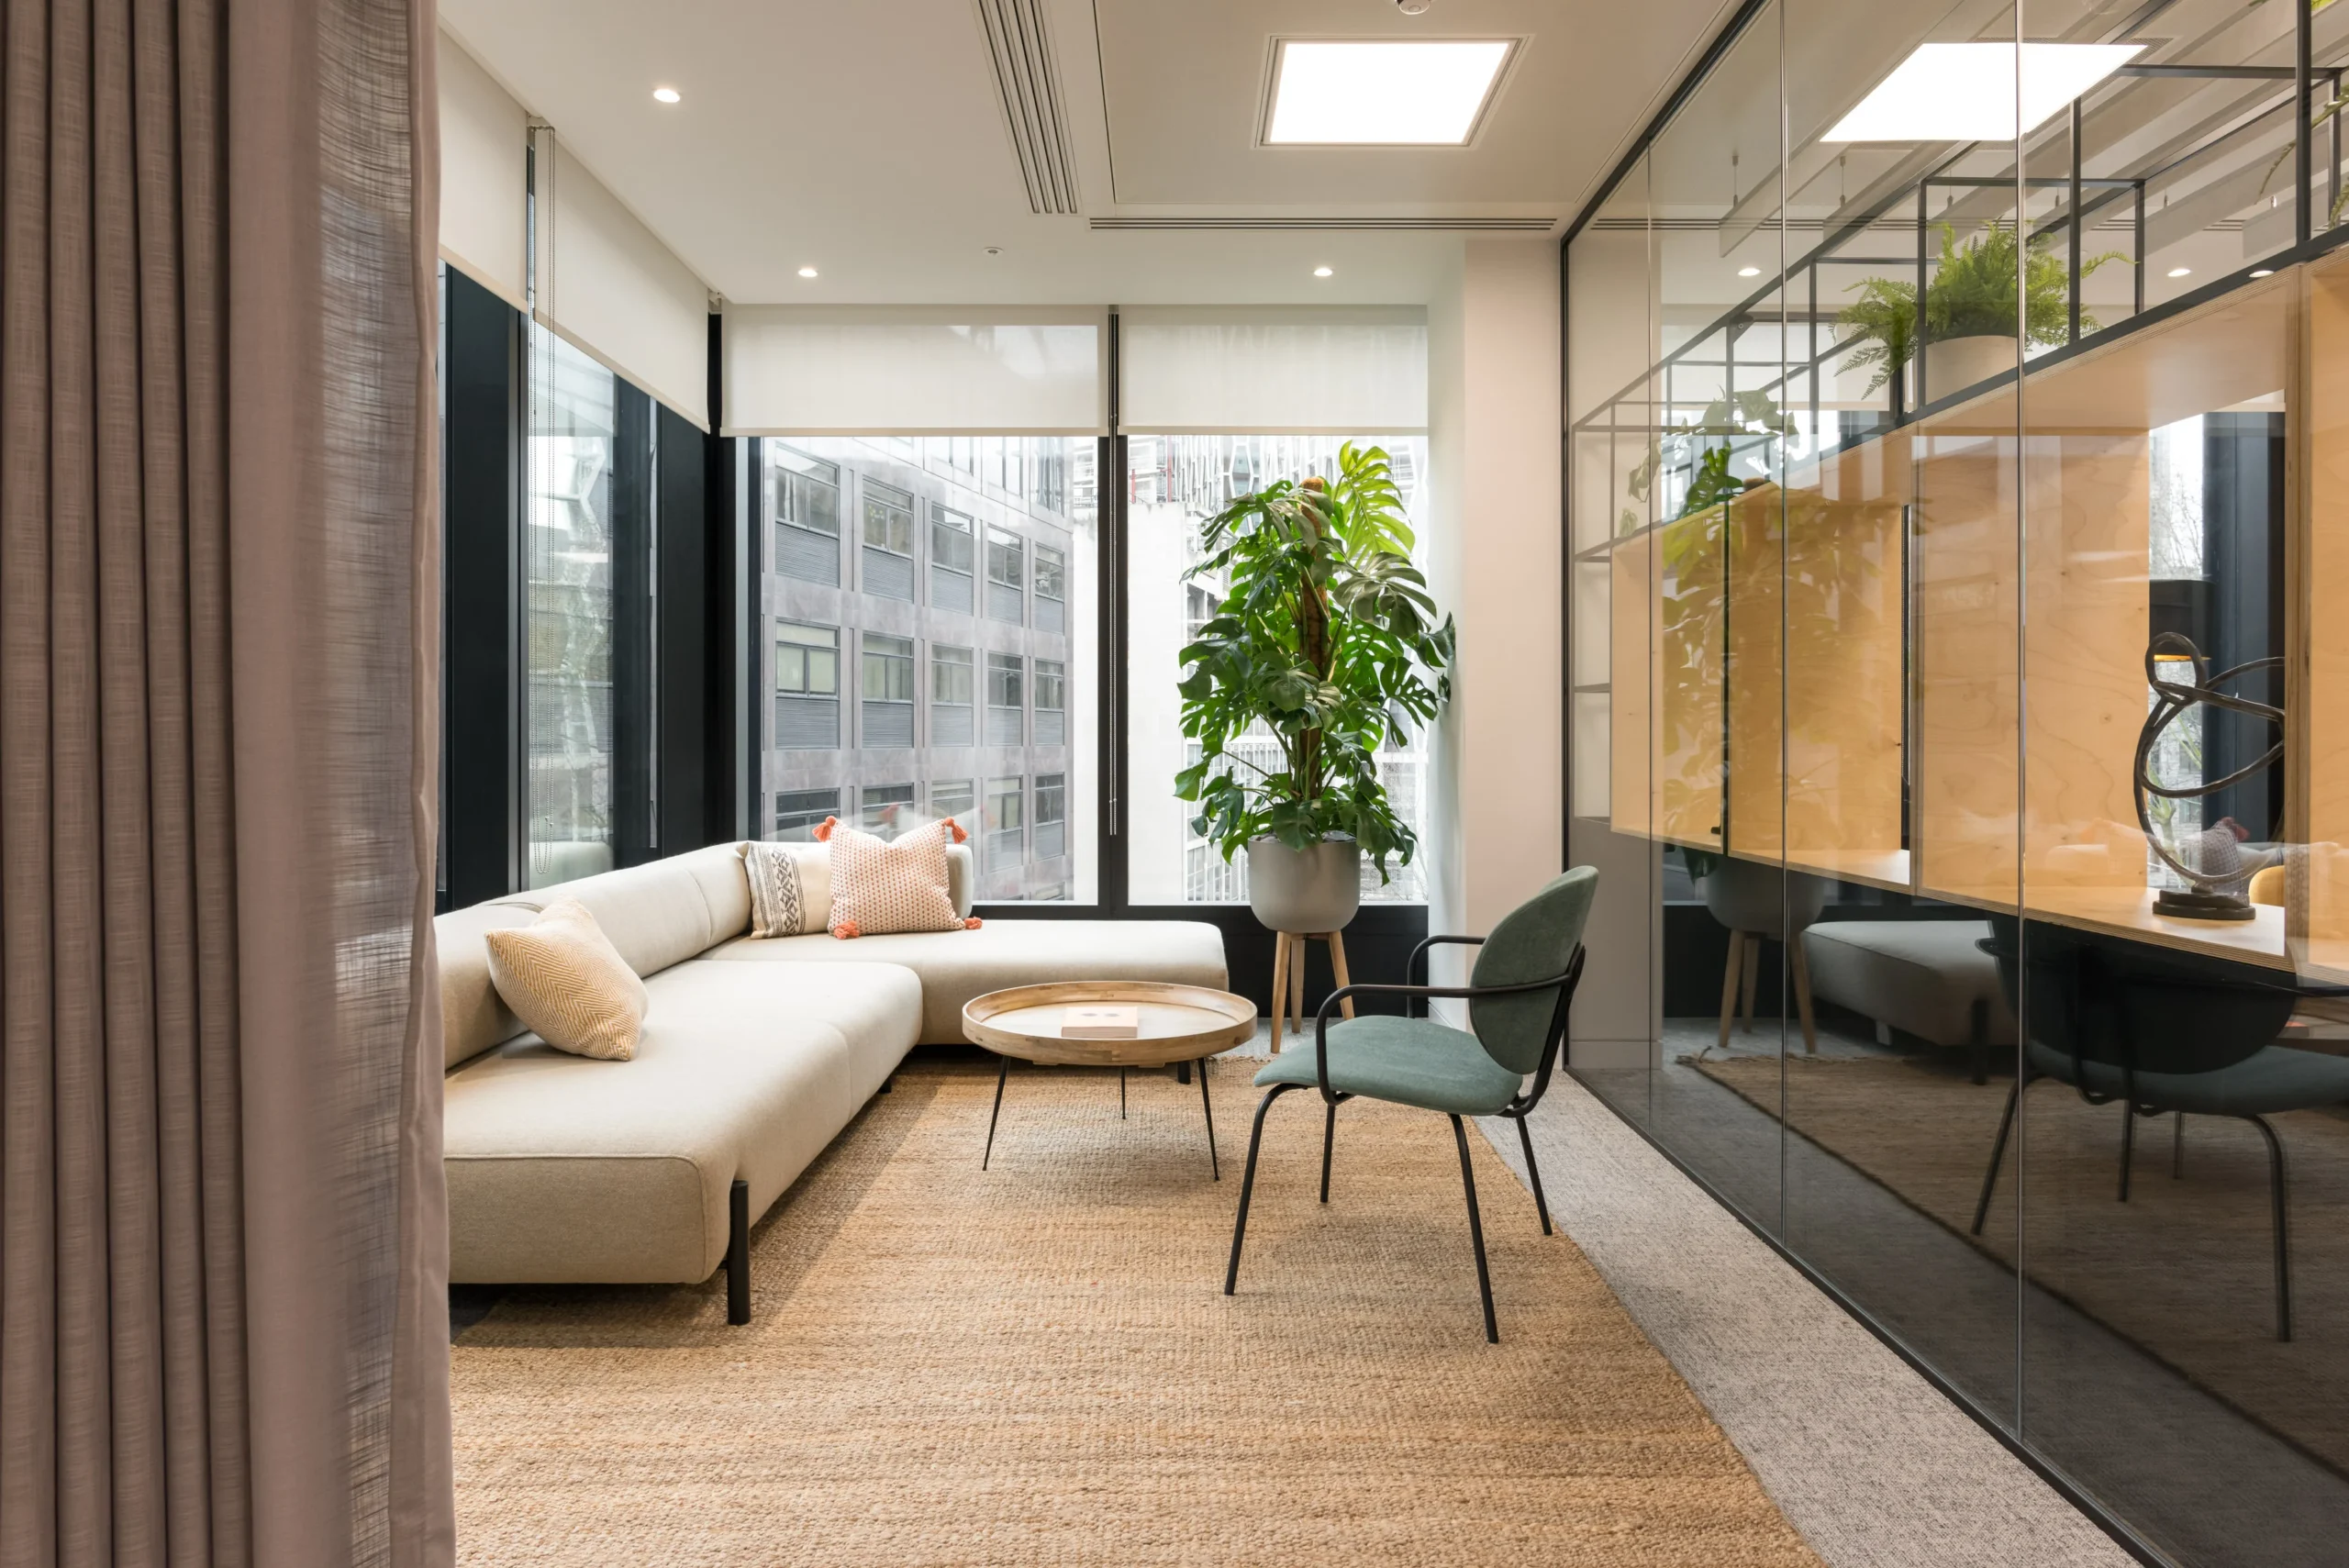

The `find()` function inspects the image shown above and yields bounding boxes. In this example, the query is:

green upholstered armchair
[1223,867,1598,1342]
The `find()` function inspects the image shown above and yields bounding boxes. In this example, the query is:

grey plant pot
[1247,838,1362,934]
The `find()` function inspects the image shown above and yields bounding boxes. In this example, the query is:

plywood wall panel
[1782,439,1909,882]
[1657,509,1726,848]
[2020,434,2153,893]
[2301,256,2349,974]
[1915,432,2023,908]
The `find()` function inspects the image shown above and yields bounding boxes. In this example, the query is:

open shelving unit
[1592,262,2327,973]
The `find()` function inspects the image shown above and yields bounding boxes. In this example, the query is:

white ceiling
[439,0,1736,306]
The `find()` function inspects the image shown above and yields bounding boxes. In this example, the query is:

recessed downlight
[1738,266,1761,277]
[2167,266,2192,278]
[1314,265,1334,277]
[652,86,682,105]
[1265,39,1515,145]
[2252,268,2277,277]
[797,266,818,279]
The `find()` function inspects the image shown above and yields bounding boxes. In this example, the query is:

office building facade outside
[758,436,1091,903]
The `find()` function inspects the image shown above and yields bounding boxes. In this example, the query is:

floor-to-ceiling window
[1122,433,1431,906]
[1567,3,2349,1562]
[752,435,1097,903]
[524,326,620,885]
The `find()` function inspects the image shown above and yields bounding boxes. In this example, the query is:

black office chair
[1970,917,2349,1340]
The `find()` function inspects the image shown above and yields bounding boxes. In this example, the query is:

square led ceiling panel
[1264,39,1516,146]
[1824,42,2142,142]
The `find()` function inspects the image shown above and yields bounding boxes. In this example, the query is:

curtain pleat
[0,0,451,1561]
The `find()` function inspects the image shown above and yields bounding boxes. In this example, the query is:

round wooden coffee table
[963,982,1256,1178]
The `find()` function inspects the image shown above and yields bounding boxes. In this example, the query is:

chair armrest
[1307,972,1578,1104]
[1408,934,1486,1018]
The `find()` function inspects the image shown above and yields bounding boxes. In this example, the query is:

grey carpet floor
[1232,1024,2131,1568]
[1472,1075,2135,1568]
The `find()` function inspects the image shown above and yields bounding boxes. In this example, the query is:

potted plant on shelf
[1175,442,1454,934]
[1837,222,2119,405]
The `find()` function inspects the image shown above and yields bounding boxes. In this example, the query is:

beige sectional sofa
[438,841,1226,1321]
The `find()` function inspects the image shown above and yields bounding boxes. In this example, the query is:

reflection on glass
[526,327,617,887]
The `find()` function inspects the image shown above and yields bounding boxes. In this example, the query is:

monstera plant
[1174,443,1454,930]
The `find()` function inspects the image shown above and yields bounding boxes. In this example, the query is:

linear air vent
[1089,216,1555,232]
[974,0,1080,215]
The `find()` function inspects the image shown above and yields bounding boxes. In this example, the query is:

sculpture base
[2152,888,2257,923]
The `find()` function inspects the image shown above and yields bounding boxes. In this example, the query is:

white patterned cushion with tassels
[482,897,650,1061]
[815,816,982,940]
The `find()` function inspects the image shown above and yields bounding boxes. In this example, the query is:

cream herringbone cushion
[483,897,649,1061]
[816,817,979,939]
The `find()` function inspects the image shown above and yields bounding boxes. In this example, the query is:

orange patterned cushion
[814,817,983,940]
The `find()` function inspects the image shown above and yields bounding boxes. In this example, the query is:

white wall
[1423,240,1564,1023]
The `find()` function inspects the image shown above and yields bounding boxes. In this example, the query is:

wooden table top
[963,981,1257,1067]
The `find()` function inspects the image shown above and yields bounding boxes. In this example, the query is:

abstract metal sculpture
[2133,631,2283,921]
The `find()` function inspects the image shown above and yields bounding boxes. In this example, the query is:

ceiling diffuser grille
[974,0,1080,215]
[1090,216,1555,232]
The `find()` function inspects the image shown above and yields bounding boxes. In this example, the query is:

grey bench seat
[1799,919,2018,1080]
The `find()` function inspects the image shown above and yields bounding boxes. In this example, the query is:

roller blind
[437,31,529,310]
[1118,306,1428,434]
[722,307,1107,437]
[532,131,712,430]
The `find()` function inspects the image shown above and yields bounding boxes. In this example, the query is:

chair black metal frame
[1222,934,1587,1343]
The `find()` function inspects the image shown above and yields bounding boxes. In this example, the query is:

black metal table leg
[1119,1066,1127,1120]
[1198,1058,1219,1180]
[982,1053,1009,1170]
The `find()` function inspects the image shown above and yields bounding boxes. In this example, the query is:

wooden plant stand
[1267,929,1355,1054]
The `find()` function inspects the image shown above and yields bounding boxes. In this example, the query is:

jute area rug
[452,1056,1820,1567]
[1692,1051,2349,1476]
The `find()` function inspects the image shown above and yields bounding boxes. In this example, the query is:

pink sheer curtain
[0,0,451,1563]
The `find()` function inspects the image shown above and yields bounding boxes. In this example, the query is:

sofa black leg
[1225,1084,1297,1296]
[727,1179,751,1327]
[1516,1115,1553,1237]
[1972,1080,2020,1237]
[1450,1115,1499,1343]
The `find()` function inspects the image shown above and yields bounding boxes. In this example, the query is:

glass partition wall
[1569,2,2349,1561]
